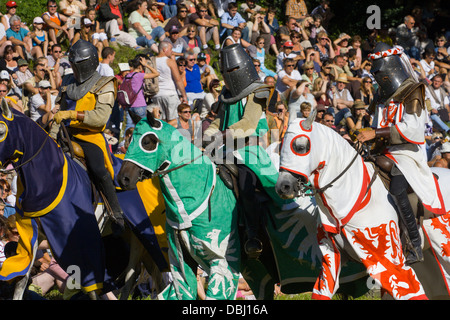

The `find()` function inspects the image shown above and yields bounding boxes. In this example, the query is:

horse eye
[291,136,310,155]
[140,133,158,152]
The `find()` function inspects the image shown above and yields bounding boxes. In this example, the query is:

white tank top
[154,56,177,97]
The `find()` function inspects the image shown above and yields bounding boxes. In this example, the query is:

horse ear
[1,98,12,119]
[302,107,317,130]
[146,109,161,128]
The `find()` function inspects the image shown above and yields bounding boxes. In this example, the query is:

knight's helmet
[220,44,260,99]
[68,39,99,83]
[370,42,410,101]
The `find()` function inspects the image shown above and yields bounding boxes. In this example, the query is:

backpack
[143,56,159,98]
[117,72,142,108]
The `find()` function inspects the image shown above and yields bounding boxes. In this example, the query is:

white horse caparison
[275,111,450,300]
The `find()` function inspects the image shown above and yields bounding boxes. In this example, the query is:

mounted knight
[356,42,447,264]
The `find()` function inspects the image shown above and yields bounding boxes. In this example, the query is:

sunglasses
[325,120,333,122]
[200,10,208,12]
[177,63,186,67]
[306,68,314,70]
[48,5,57,7]
[363,81,372,84]
[188,58,196,61]
[179,10,187,12]
[286,64,295,67]
[0,90,7,92]
[254,64,260,67]
[181,110,190,113]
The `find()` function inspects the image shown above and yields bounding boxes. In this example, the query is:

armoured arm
[227,93,264,139]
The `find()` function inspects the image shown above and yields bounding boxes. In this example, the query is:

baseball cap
[18,59,28,67]
[0,70,9,80]
[6,1,17,8]
[170,26,179,34]
[197,52,206,60]
[33,17,44,24]
[38,80,51,88]
[83,18,93,26]
[440,142,450,154]
[283,41,294,48]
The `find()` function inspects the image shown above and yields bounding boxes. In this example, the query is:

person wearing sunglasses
[42,0,71,45]
[163,3,191,38]
[188,2,220,51]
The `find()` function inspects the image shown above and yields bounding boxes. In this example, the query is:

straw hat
[336,73,349,83]
[353,101,367,109]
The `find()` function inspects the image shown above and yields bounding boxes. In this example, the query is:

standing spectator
[184,52,205,107]
[6,15,33,61]
[97,47,115,77]
[396,15,420,60]
[115,62,130,86]
[177,56,187,87]
[128,0,166,54]
[29,79,58,127]
[163,26,189,58]
[189,2,221,51]
[275,57,302,95]
[97,0,141,50]
[123,55,160,131]
[220,2,249,43]
[164,3,191,38]
[42,0,71,46]
[285,0,308,22]
[153,41,188,127]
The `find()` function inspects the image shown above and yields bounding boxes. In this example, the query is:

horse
[0,99,169,300]
[117,110,375,300]
[275,110,450,300]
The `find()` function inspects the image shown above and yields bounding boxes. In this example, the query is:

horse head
[275,109,356,199]
[118,110,202,190]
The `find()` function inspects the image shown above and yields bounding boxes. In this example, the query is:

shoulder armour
[90,76,117,96]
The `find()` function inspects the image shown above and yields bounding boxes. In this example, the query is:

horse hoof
[245,238,263,259]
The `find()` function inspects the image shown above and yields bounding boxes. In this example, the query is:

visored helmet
[68,40,99,83]
[220,44,260,100]
[370,42,410,101]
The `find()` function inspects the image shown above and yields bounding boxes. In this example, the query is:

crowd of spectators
[1,0,450,299]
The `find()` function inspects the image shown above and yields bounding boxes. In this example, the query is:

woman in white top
[221,27,251,49]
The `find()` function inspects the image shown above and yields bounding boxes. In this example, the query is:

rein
[301,142,378,196]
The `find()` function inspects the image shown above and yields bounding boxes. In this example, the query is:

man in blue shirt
[6,15,32,61]
[185,52,205,107]
[220,2,249,42]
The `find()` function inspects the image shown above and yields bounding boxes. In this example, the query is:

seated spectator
[177,102,200,142]
[182,24,202,53]
[6,15,33,61]
[349,35,363,66]
[23,59,56,99]
[276,41,300,73]
[220,2,249,43]
[290,31,305,58]
[321,111,336,129]
[285,0,308,22]
[311,76,331,107]
[435,35,450,65]
[264,7,279,54]
[0,82,21,113]
[344,100,372,134]
[313,31,335,65]
[420,49,438,81]
[355,76,374,106]
[42,0,71,46]
[328,73,354,125]
[333,33,351,56]
[278,17,298,43]
[128,0,166,54]
[239,0,266,41]
[163,26,189,58]
[97,0,141,50]
[176,56,187,87]
[319,58,335,83]
[73,18,105,57]
[201,78,220,119]
[253,36,276,78]
[0,44,18,76]
[86,6,109,49]
[287,80,316,122]
[425,74,450,134]
[161,0,178,20]
[148,1,165,27]
[0,16,12,58]
[315,103,326,122]
[358,59,376,86]
[309,14,326,45]
[275,57,302,95]
[301,60,319,86]
[13,58,33,89]
[29,79,58,127]
[197,52,217,90]
[221,26,251,49]
[29,17,48,58]
[184,51,205,107]
[58,0,87,42]
[164,3,191,38]
[250,12,271,47]
[189,2,221,51]
[253,58,266,81]
[396,15,420,60]
[298,16,314,47]
[97,46,115,77]
[46,44,68,87]
[0,69,21,104]
[2,1,18,30]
